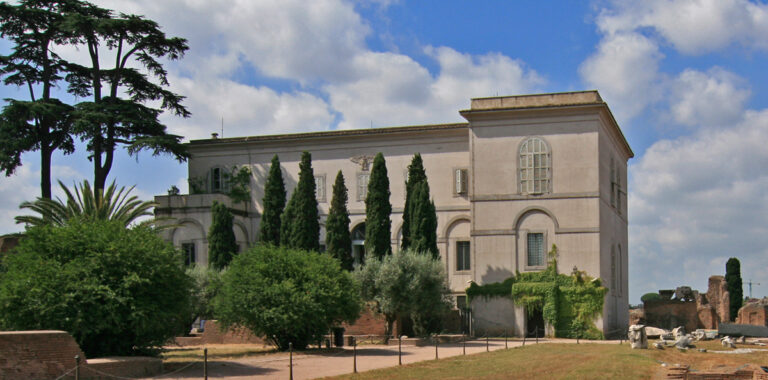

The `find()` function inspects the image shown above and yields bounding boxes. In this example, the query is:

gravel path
[154,338,623,379]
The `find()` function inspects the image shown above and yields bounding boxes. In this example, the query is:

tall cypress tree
[402,153,427,250]
[408,181,439,258]
[725,257,743,321]
[208,201,238,269]
[326,171,353,270]
[365,152,392,259]
[260,155,286,245]
[280,151,320,251]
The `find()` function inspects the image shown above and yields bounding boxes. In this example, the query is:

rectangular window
[454,168,468,195]
[527,233,545,267]
[456,241,470,271]
[357,173,370,201]
[315,175,326,202]
[456,295,467,310]
[211,167,222,193]
[182,242,196,266]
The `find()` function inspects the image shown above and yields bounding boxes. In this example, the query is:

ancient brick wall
[342,306,392,335]
[200,320,265,345]
[707,275,730,323]
[0,330,161,380]
[0,330,85,380]
[643,300,699,331]
[736,303,768,326]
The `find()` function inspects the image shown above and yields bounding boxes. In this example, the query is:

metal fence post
[505,329,508,349]
[536,328,539,344]
[435,336,438,360]
[289,342,293,380]
[74,355,80,380]
[353,337,357,373]
[486,335,489,352]
[463,334,466,355]
[204,348,208,380]
[398,336,402,365]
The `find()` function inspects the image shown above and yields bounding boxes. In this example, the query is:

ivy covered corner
[465,245,607,340]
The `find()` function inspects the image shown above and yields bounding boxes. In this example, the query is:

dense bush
[0,220,192,357]
[356,249,451,340]
[640,292,662,303]
[186,265,223,329]
[214,245,361,350]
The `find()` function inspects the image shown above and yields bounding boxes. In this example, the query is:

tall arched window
[519,137,551,194]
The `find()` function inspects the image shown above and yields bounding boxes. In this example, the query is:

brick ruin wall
[641,275,731,331]
[0,330,85,380]
[737,303,768,326]
[0,330,161,379]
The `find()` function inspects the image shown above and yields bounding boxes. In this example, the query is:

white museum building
[154,91,633,336]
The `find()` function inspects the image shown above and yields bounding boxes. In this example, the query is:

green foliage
[0,220,192,357]
[208,201,237,270]
[465,245,606,339]
[0,1,77,199]
[408,181,438,258]
[214,245,361,350]
[641,292,662,303]
[355,249,452,339]
[725,257,743,321]
[401,153,426,250]
[186,265,223,328]
[225,166,252,204]
[188,176,206,194]
[326,171,353,270]
[260,155,286,246]
[16,180,156,228]
[365,152,392,259]
[280,152,320,251]
[62,2,190,191]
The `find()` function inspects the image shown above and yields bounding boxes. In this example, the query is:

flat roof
[469,90,603,110]
[189,123,468,146]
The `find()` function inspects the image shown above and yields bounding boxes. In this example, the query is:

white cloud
[669,68,750,127]
[629,109,768,300]
[597,0,768,55]
[165,75,334,140]
[0,162,83,235]
[579,32,664,121]
[328,47,544,129]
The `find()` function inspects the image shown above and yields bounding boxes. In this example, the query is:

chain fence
[51,326,632,379]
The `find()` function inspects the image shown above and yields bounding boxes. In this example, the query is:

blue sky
[2,0,768,303]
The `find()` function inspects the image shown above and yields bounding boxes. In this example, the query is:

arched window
[519,137,551,194]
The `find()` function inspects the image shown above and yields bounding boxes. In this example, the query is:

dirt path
[154,338,622,379]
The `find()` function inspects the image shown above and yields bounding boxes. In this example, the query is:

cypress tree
[408,181,439,258]
[365,152,392,259]
[259,155,286,245]
[725,258,743,321]
[280,151,320,251]
[402,153,427,250]
[208,201,238,269]
[326,171,353,270]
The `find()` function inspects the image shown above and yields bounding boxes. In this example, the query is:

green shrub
[186,265,223,328]
[640,292,662,303]
[0,220,192,357]
[355,249,451,340]
[214,245,361,350]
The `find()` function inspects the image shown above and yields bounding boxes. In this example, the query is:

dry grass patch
[162,344,276,363]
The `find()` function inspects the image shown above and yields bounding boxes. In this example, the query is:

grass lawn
[323,340,768,380]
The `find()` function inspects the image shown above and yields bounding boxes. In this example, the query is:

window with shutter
[519,137,551,195]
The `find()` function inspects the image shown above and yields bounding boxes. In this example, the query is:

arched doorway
[351,223,366,266]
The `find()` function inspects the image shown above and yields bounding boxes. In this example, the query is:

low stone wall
[343,307,392,335]
[0,330,162,380]
[643,299,699,332]
[0,330,84,380]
